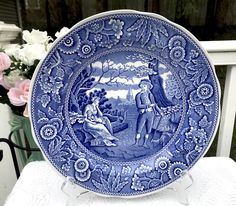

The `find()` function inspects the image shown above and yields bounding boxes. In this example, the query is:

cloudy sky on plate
[86,60,171,99]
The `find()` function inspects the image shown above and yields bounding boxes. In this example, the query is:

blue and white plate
[29,10,220,197]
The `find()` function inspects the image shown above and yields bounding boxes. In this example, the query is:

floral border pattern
[30,12,220,196]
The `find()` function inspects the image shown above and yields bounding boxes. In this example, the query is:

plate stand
[167,170,194,206]
[61,171,194,206]
[61,176,89,206]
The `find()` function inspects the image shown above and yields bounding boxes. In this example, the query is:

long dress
[83,104,118,146]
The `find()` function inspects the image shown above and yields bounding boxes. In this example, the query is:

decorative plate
[29,10,220,197]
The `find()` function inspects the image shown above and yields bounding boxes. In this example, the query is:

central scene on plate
[69,51,184,161]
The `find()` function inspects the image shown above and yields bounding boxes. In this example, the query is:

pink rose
[0,52,11,71]
[7,79,31,106]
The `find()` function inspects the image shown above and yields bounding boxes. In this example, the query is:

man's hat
[139,79,153,89]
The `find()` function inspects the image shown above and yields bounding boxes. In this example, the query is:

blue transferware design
[29,10,220,197]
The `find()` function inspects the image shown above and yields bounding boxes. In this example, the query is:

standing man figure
[134,79,162,147]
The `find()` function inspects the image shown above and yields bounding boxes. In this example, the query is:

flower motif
[108,19,124,39]
[122,166,131,174]
[75,169,91,182]
[0,52,11,71]
[183,139,195,151]
[189,83,214,106]
[87,21,104,33]
[78,40,95,58]
[185,63,199,75]
[7,79,30,106]
[197,83,213,100]
[49,118,63,132]
[62,162,71,172]
[168,162,187,179]
[135,164,152,175]
[154,157,171,173]
[74,158,89,173]
[94,33,103,42]
[39,74,63,94]
[168,35,186,49]
[189,50,199,59]
[131,174,144,191]
[185,127,207,147]
[37,94,51,108]
[40,124,57,140]
[59,33,81,54]
[169,46,185,62]
[98,38,119,48]
[189,90,203,106]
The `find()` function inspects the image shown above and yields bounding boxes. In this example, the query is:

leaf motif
[154,40,163,49]
[36,94,42,102]
[107,167,116,191]
[56,67,65,79]
[38,110,47,119]
[141,23,152,47]
[52,156,66,162]
[136,20,147,41]
[64,59,80,67]
[199,115,212,129]
[92,179,104,190]
[37,118,49,124]
[114,180,128,193]
[48,138,68,162]
[175,138,184,151]
[48,107,56,117]
[160,47,169,58]
[62,127,68,136]
[61,83,68,94]
[127,19,144,32]
[194,105,204,116]
[64,135,71,140]
[100,177,109,192]
[179,70,186,80]
[52,93,61,103]
[49,137,65,156]
[189,118,197,128]
[156,23,168,37]
[191,68,208,85]
[56,139,65,150]
[41,94,51,107]
[57,105,63,113]
[48,139,55,154]
[151,23,159,39]
[204,105,213,114]
[52,151,68,162]
[70,141,77,151]
[186,150,199,165]
[112,172,121,191]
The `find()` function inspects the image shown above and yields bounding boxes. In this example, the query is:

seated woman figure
[83,96,118,146]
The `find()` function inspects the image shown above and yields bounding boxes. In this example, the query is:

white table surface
[4,157,236,206]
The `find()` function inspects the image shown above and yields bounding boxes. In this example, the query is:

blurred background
[0,0,236,204]
[2,0,236,40]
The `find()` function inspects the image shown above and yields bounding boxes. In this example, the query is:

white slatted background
[202,40,236,157]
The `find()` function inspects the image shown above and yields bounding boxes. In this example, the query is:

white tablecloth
[4,157,236,206]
